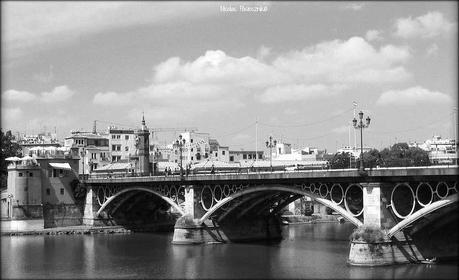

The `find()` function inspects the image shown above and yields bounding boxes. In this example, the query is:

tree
[378,142,430,167]
[361,149,380,169]
[1,130,21,189]
[329,152,352,169]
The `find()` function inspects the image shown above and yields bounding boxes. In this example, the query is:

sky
[1,1,458,152]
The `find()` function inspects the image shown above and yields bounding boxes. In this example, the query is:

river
[1,223,457,279]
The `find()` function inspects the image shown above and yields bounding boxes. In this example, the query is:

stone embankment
[1,225,131,236]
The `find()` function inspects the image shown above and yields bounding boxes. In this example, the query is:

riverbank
[1,219,131,236]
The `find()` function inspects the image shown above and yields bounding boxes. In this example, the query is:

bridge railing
[82,164,458,180]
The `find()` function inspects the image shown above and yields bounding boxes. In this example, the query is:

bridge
[82,166,458,265]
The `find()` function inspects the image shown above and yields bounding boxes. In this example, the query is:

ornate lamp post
[265,136,277,172]
[352,111,371,173]
[174,135,186,177]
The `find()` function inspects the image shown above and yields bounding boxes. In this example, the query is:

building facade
[64,131,110,174]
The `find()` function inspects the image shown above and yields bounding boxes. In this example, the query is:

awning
[49,162,72,170]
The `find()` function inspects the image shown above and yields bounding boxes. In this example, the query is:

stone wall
[43,203,84,228]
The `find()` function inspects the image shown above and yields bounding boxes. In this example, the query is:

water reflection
[1,223,457,279]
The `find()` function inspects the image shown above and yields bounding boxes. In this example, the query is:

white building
[108,127,137,162]
[409,135,457,165]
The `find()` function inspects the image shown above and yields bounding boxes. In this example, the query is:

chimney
[92,120,97,134]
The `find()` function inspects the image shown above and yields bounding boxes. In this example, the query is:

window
[191,148,193,152]
[117,135,121,139]
[60,188,64,195]
[230,156,234,162]
[215,152,218,157]
[278,148,281,154]
[191,156,194,161]
[91,153,97,159]
[46,188,50,195]
[112,145,121,151]
[18,172,23,177]
[191,139,193,143]
[125,146,129,151]
[29,172,33,177]
[222,151,226,155]
[243,154,247,160]
[125,135,129,140]
[248,154,252,159]
[59,169,64,177]
[111,135,116,139]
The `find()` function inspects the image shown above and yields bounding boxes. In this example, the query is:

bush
[349,226,388,243]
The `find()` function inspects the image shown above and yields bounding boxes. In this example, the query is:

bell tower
[136,113,151,176]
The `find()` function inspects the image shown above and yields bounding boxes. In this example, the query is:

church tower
[136,114,151,176]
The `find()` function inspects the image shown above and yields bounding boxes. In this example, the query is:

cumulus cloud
[394,11,457,39]
[365,30,383,41]
[3,85,76,105]
[376,86,452,105]
[40,85,75,103]
[3,89,36,102]
[93,36,413,116]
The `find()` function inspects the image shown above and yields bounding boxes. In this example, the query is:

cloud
[40,85,75,103]
[2,2,217,60]
[426,43,439,56]
[394,11,457,39]
[272,37,411,85]
[3,89,37,102]
[3,85,75,104]
[344,3,365,11]
[365,30,383,41]
[376,86,452,105]
[92,36,413,120]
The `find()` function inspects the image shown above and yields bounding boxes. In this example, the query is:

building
[18,132,61,156]
[228,150,263,163]
[64,130,110,174]
[409,135,458,165]
[108,127,137,162]
[1,151,80,222]
[337,146,372,159]
[171,131,212,164]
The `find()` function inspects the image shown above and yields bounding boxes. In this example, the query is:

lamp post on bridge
[266,136,277,172]
[174,135,186,178]
[352,111,371,173]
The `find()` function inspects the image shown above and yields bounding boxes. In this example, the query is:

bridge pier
[348,183,425,266]
[172,185,282,245]
[82,185,111,226]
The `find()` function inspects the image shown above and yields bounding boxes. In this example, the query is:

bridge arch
[96,187,185,217]
[198,185,363,226]
[388,192,458,238]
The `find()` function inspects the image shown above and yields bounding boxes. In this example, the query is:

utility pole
[255,117,258,162]
[353,101,357,152]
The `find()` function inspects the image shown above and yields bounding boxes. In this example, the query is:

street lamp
[265,136,277,172]
[174,135,186,177]
[352,111,371,173]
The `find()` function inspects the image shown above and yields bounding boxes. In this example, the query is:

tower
[136,114,151,176]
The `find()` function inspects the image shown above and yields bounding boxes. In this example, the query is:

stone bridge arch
[198,184,363,226]
[96,187,185,217]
